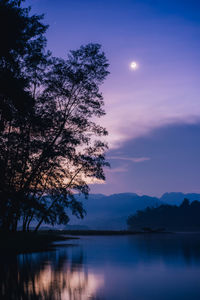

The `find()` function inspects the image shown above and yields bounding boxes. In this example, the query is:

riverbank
[0,232,74,254]
[53,229,171,235]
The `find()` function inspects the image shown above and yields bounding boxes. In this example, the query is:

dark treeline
[127,199,200,231]
[0,1,109,232]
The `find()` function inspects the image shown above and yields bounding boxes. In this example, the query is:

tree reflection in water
[0,248,104,300]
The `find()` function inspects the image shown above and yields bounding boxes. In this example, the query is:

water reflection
[0,249,103,300]
[128,233,200,265]
[1,234,200,300]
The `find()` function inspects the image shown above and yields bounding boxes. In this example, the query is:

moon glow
[130,61,138,70]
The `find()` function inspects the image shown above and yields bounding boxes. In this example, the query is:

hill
[127,199,200,231]
[160,193,200,205]
[68,192,200,230]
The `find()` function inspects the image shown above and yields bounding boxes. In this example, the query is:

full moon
[130,61,138,70]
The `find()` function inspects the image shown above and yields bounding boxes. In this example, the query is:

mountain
[68,193,161,230]
[160,193,200,205]
[68,192,200,230]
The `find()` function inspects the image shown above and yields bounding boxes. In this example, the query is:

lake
[1,233,200,299]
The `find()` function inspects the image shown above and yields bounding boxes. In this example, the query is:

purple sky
[27,0,200,196]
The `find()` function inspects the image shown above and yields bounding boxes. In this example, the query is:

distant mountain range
[67,192,200,230]
[160,192,200,205]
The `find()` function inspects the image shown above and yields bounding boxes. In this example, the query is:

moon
[130,61,138,70]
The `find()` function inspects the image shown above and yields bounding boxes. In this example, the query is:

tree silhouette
[127,198,200,231]
[0,1,109,231]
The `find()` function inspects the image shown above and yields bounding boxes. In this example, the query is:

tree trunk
[34,219,43,232]
[23,215,28,232]
[27,214,33,232]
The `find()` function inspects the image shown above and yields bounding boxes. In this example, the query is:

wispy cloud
[106,166,128,173]
[108,156,150,163]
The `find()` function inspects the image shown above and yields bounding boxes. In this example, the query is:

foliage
[127,198,200,231]
[0,1,109,231]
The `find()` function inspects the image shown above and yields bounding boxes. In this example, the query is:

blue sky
[27,0,200,196]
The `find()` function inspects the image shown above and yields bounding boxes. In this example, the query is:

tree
[0,1,109,231]
[25,43,109,232]
[0,0,49,231]
[0,0,48,128]
[127,199,200,231]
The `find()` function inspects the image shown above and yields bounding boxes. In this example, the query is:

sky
[27,0,200,196]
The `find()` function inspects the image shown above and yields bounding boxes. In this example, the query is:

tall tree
[19,43,109,232]
[0,1,109,231]
[0,0,49,231]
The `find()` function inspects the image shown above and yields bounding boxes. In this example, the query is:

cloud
[100,60,200,149]
[108,156,150,163]
[106,165,128,173]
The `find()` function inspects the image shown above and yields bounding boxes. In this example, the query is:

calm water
[1,233,200,299]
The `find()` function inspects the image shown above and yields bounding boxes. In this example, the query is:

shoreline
[58,229,172,235]
[2,230,193,254]
[0,232,76,254]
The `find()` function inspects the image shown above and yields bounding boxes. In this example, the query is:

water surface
[1,233,200,299]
